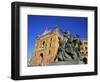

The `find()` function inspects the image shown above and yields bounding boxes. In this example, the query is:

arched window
[50,38,52,47]
[83,57,87,64]
[40,53,43,58]
[41,41,45,48]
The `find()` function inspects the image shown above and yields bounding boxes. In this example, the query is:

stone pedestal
[48,60,83,66]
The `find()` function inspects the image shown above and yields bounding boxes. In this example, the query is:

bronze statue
[56,30,83,64]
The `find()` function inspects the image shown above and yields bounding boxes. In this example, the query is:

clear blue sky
[28,15,88,59]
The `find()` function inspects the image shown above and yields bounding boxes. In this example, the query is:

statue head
[61,30,70,38]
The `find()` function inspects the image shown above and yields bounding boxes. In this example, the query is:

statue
[73,35,83,61]
[57,39,73,61]
[55,30,83,64]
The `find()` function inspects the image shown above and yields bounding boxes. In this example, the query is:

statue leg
[63,52,73,61]
[76,50,83,61]
[56,51,64,61]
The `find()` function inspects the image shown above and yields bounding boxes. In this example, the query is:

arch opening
[83,57,87,64]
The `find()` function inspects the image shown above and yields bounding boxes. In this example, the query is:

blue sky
[28,15,88,59]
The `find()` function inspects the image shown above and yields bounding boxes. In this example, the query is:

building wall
[80,40,88,64]
[29,27,60,66]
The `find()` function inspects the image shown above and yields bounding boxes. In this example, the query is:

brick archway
[83,57,87,64]
[40,53,43,65]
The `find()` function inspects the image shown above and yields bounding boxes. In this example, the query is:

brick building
[29,26,60,66]
[80,40,88,64]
